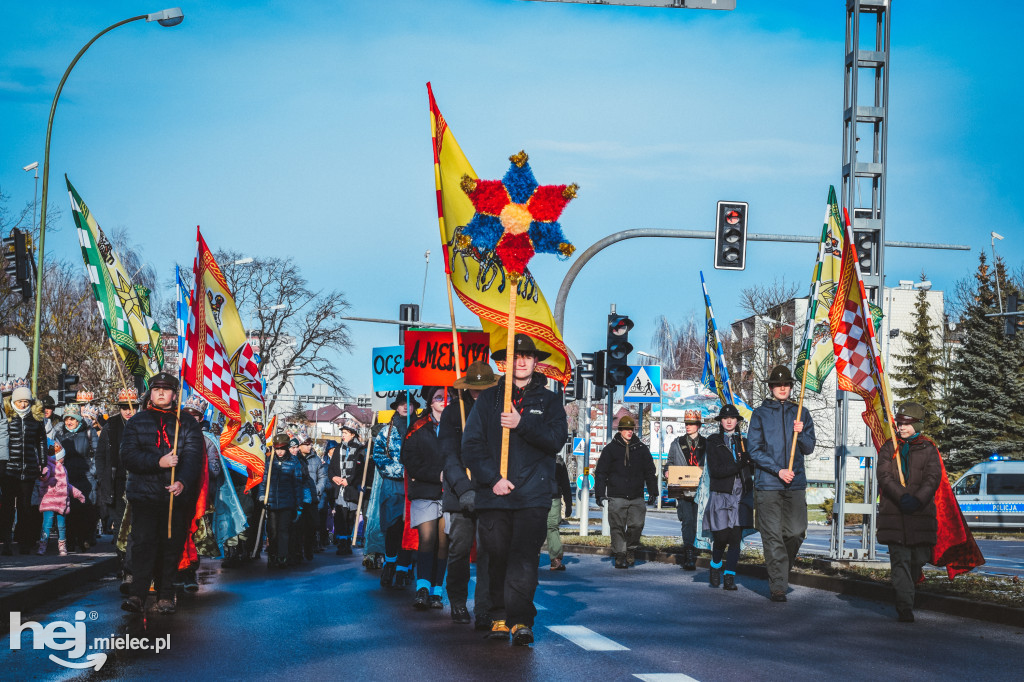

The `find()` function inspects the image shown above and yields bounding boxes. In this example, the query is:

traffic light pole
[551,228,967,332]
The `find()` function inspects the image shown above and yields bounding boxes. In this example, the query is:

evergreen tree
[942,254,1024,470]
[289,400,308,423]
[890,272,945,443]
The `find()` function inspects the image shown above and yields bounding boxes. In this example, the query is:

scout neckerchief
[723,431,738,462]
[684,433,701,466]
[898,432,920,483]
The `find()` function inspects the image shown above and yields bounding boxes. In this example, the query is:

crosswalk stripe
[633,675,700,681]
[546,625,629,651]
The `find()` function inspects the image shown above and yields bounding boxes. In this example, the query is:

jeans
[447,511,491,617]
[754,488,807,593]
[40,511,67,542]
[676,496,698,547]
[128,499,191,600]
[546,498,563,561]
[607,497,647,556]
[477,507,547,627]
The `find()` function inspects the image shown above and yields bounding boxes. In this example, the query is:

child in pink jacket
[36,442,86,556]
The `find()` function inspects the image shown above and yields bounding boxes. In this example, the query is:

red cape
[927,438,985,580]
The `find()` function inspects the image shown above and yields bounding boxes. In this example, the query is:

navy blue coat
[748,398,816,491]
[462,373,567,511]
[257,453,310,511]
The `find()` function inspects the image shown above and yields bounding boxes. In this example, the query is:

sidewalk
[0,540,119,630]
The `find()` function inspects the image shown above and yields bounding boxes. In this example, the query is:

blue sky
[2,0,1021,397]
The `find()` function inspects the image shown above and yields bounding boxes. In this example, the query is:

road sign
[572,437,586,455]
[623,365,661,403]
[576,474,595,490]
[0,335,30,381]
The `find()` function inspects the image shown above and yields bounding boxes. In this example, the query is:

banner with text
[403,329,490,387]
[372,345,413,393]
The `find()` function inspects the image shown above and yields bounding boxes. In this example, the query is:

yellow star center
[499,203,532,235]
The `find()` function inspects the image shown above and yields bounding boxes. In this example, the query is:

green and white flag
[68,177,163,380]
[794,186,844,393]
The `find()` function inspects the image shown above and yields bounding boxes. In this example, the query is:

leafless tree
[179,249,354,414]
[650,312,703,380]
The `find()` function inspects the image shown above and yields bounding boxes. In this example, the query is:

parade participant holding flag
[373,393,419,589]
[463,334,567,646]
[329,426,368,556]
[748,365,816,602]
[119,372,203,615]
[876,402,941,623]
[258,433,308,570]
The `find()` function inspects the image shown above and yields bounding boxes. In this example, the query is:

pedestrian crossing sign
[623,365,661,403]
[572,437,586,455]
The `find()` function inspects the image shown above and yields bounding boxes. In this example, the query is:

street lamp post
[29,8,185,394]
[991,232,1005,314]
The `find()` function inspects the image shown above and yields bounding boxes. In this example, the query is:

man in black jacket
[328,426,368,555]
[595,414,658,569]
[463,335,568,646]
[119,373,203,615]
[441,361,498,628]
[666,409,706,570]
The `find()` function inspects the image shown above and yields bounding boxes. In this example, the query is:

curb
[0,554,120,631]
[563,543,1024,627]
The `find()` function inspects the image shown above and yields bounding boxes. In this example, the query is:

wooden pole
[879,393,905,488]
[167,376,186,538]
[499,282,518,479]
[107,338,134,411]
[787,372,809,471]
[444,272,467,430]
[350,416,375,543]
[251,448,276,559]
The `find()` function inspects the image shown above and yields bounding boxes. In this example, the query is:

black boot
[380,562,396,588]
[709,565,722,588]
[682,546,696,571]
[723,574,737,591]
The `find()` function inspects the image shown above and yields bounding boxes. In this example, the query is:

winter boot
[723,574,737,591]
[709,563,722,588]
[58,540,68,557]
[413,587,430,609]
[626,548,636,567]
[380,562,397,588]
[682,546,697,571]
[613,554,628,569]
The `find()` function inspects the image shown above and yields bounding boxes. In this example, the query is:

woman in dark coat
[702,403,754,591]
[58,405,98,551]
[876,402,941,623]
[2,386,46,555]
[402,385,450,610]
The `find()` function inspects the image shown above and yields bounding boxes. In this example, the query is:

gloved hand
[898,494,921,513]
[294,507,303,522]
[595,496,606,508]
[458,490,476,514]
[647,495,658,506]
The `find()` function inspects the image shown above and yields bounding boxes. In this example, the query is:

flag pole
[251,448,275,559]
[107,338,134,411]
[500,282,518,479]
[167,375,185,538]
[428,82,468,430]
[350,413,375,545]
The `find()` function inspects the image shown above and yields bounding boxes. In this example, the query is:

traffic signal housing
[56,365,80,406]
[853,229,881,278]
[606,314,633,385]
[564,361,581,402]
[714,201,748,271]
[1007,293,1019,338]
[580,351,606,389]
[3,228,33,302]
[398,303,419,344]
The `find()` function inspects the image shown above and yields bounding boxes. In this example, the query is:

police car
[952,456,1024,530]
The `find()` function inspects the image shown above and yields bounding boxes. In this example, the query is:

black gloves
[898,494,922,513]
[595,496,606,508]
[458,490,476,514]
[647,495,658,506]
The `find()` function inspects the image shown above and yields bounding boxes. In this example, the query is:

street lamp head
[22,162,39,172]
[914,280,932,291]
[991,231,1004,242]
[147,8,184,27]
[233,257,254,265]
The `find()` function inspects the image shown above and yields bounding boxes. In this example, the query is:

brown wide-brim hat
[453,361,499,390]
[895,401,925,425]
[766,365,795,386]
[491,333,551,363]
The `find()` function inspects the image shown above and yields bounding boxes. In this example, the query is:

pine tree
[289,400,308,423]
[890,272,945,442]
[942,254,1024,470]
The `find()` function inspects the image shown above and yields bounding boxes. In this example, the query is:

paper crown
[0,381,11,394]
[683,409,702,424]
[76,389,95,403]
[116,387,139,404]
[182,394,208,414]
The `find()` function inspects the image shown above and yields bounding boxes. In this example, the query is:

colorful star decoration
[460,151,576,283]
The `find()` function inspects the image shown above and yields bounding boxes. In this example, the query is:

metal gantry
[832,0,891,562]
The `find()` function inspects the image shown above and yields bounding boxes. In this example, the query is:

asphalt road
[580,508,1024,578]
[3,551,1023,680]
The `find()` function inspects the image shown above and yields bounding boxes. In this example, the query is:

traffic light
[3,228,33,302]
[580,351,606,388]
[1006,294,1019,338]
[564,363,578,403]
[853,229,881,278]
[606,314,633,385]
[714,201,748,271]
[398,303,419,344]
[56,364,79,406]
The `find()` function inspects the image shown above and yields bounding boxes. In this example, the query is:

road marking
[547,625,629,651]
[633,675,700,681]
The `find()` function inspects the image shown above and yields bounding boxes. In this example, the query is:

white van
[952,458,1024,530]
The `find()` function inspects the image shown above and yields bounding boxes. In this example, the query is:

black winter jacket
[257,453,310,511]
[553,459,572,515]
[440,393,475,513]
[403,413,444,501]
[59,427,97,504]
[95,414,129,506]
[595,433,658,502]
[328,440,372,505]
[120,405,204,504]
[462,373,568,511]
[705,431,753,494]
[3,399,46,480]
